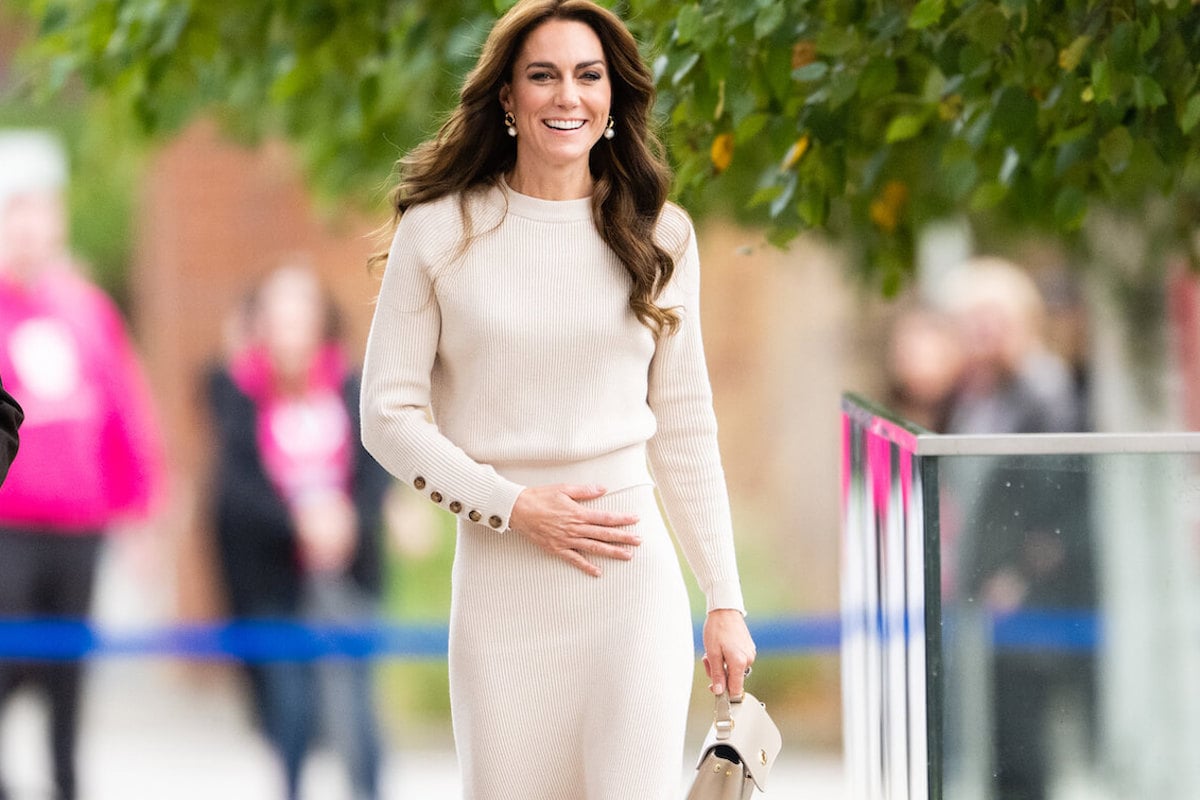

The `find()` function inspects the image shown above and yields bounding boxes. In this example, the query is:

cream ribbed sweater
[360,179,743,613]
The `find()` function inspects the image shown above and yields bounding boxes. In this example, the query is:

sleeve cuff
[485,476,526,534]
[406,471,526,532]
[705,580,746,616]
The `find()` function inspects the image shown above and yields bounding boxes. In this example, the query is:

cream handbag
[685,690,782,800]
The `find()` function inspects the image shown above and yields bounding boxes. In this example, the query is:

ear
[499,83,513,113]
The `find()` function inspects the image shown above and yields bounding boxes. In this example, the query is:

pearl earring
[504,111,517,137]
[603,116,616,140]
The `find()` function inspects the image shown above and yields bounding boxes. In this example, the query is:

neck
[506,162,593,200]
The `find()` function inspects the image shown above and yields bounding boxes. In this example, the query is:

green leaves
[1099,126,1133,174]
[647,0,1200,285]
[1183,95,1200,134]
[909,0,946,30]
[8,0,1200,289]
[886,113,928,143]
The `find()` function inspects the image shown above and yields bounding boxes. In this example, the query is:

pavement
[0,659,846,799]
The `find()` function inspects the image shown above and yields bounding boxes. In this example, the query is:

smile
[543,119,586,130]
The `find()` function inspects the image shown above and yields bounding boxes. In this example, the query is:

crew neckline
[498,176,594,222]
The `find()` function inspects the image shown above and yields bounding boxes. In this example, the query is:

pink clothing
[230,344,352,509]
[0,265,164,532]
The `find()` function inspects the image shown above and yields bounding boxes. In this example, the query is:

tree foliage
[642,0,1200,289]
[8,0,1200,288]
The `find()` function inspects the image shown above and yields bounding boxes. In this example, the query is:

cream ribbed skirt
[448,478,695,800]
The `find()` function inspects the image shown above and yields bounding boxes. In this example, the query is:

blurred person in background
[207,262,391,800]
[942,256,1096,800]
[944,256,1085,436]
[883,303,965,432]
[0,130,165,800]
[0,379,22,485]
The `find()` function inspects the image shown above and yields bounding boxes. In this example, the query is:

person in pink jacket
[0,130,165,800]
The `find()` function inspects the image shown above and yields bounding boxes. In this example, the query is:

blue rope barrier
[0,610,1099,661]
[991,609,1098,653]
[0,615,840,662]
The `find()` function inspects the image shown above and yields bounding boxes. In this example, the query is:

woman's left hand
[701,608,756,698]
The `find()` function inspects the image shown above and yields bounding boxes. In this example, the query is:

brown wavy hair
[370,0,679,334]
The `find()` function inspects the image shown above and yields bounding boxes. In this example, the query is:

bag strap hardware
[714,690,735,740]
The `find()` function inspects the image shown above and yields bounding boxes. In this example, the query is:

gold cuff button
[488,515,503,529]
[430,491,443,503]
[413,476,426,490]
[468,510,481,522]
[449,501,462,513]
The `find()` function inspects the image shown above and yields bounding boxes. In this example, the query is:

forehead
[515,19,606,66]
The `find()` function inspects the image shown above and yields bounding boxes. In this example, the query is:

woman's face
[0,190,67,275]
[256,268,324,380]
[500,19,612,174]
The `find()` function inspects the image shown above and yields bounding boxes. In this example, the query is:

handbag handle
[713,690,742,741]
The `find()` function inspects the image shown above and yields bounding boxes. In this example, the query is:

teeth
[545,120,585,130]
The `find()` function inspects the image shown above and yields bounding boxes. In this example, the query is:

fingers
[725,650,752,698]
[706,647,753,697]
[559,485,641,528]
[562,549,602,578]
[576,524,641,547]
[703,611,756,697]
[560,483,609,501]
[512,484,645,578]
[570,537,635,561]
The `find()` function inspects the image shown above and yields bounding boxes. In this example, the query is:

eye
[581,71,603,82]
[529,71,554,82]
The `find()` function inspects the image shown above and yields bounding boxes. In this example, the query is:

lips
[543,119,586,131]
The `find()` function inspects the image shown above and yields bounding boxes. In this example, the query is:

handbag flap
[694,691,782,791]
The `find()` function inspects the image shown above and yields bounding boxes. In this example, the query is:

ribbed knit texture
[360,179,745,798]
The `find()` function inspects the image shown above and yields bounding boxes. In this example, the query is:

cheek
[512,85,548,113]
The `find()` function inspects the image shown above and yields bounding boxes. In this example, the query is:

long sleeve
[646,213,745,614]
[94,285,166,520]
[360,205,526,531]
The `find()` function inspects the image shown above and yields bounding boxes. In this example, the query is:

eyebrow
[524,60,606,71]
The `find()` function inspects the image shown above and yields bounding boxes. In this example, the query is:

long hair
[370,0,679,334]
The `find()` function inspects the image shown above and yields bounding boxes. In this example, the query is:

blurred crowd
[884,255,1090,438]
[0,130,392,800]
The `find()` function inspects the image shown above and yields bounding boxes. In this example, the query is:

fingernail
[714,683,724,694]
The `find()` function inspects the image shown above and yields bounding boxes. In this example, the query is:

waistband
[493,443,653,492]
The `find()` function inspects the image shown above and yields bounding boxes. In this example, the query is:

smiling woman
[360,2,756,798]
[499,20,612,197]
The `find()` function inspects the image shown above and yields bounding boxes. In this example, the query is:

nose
[555,77,580,108]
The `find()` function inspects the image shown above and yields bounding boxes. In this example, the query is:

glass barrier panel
[938,449,1200,800]
[842,394,1200,800]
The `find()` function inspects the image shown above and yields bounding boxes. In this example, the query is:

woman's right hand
[508,484,641,577]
